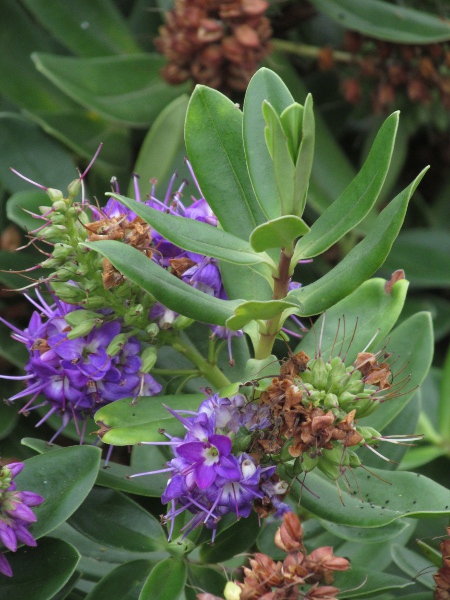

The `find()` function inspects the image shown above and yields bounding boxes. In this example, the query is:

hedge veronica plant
[0,68,447,599]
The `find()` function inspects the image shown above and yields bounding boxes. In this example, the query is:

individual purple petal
[214,456,241,480]
[209,434,231,455]
[17,491,44,507]
[176,441,205,462]
[0,553,12,577]
[194,462,216,489]
[14,525,37,547]
[0,523,17,552]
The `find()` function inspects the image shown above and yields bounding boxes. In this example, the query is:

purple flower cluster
[0,290,161,441]
[99,165,243,361]
[130,392,290,540]
[0,462,44,577]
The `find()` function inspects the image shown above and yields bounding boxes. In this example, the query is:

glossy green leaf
[0,0,76,112]
[139,558,186,600]
[391,545,435,590]
[128,95,189,199]
[15,446,101,540]
[416,539,442,568]
[400,445,447,471]
[0,114,77,193]
[85,560,153,600]
[333,567,413,597]
[309,0,450,43]
[68,487,167,552]
[359,312,433,432]
[250,215,310,252]
[293,467,450,527]
[108,193,274,268]
[243,68,295,219]
[0,392,19,439]
[439,343,450,441]
[95,393,204,445]
[291,94,315,217]
[263,100,296,215]
[0,538,79,600]
[82,240,241,327]
[225,298,300,331]
[20,0,140,57]
[296,276,409,364]
[320,519,410,544]
[185,85,265,241]
[199,511,260,563]
[288,168,428,316]
[270,55,358,222]
[293,112,399,260]
[27,109,131,171]
[186,565,227,600]
[379,229,450,288]
[33,53,188,127]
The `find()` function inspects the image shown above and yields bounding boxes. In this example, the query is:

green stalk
[272,39,356,64]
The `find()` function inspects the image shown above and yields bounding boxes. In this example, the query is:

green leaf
[85,560,154,600]
[379,229,450,288]
[439,343,450,441]
[128,95,189,199]
[82,240,241,327]
[333,567,413,598]
[0,394,19,440]
[185,85,265,241]
[68,487,167,552]
[0,113,77,193]
[400,445,447,471]
[288,168,428,316]
[293,112,399,260]
[359,312,433,432]
[33,53,188,127]
[139,558,186,600]
[320,519,410,544]
[0,0,76,112]
[309,0,450,43]
[292,467,450,527]
[108,193,275,268]
[20,0,140,57]
[0,538,80,600]
[199,512,260,563]
[250,215,310,252]
[15,446,101,540]
[296,276,409,364]
[225,298,300,331]
[292,94,315,217]
[243,68,295,219]
[186,565,227,600]
[262,100,296,216]
[94,393,204,445]
[391,545,435,590]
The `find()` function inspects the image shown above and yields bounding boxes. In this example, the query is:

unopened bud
[67,178,81,200]
[357,426,381,441]
[81,296,106,310]
[106,333,128,356]
[348,451,361,468]
[67,319,97,339]
[52,199,67,212]
[64,309,100,327]
[172,315,195,330]
[224,581,241,600]
[145,323,159,339]
[46,188,64,203]
[317,457,340,481]
[50,282,86,303]
[140,347,158,372]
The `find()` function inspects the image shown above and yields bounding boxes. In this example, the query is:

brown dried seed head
[274,511,305,553]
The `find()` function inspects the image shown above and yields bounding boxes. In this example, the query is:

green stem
[255,247,293,360]
[272,39,356,64]
[171,335,231,389]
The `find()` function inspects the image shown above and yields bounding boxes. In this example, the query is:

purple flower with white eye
[129,391,289,540]
[0,290,162,442]
[0,462,44,578]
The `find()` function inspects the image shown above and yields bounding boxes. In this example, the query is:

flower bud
[140,347,158,372]
[145,323,159,339]
[105,333,128,357]
[64,309,100,327]
[317,457,340,481]
[300,453,319,472]
[66,320,97,339]
[52,199,68,212]
[357,426,381,441]
[50,282,86,303]
[172,315,195,330]
[81,296,107,310]
[348,451,361,468]
[46,188,64,203]
[67,178,81,200]
[224,581,241,600]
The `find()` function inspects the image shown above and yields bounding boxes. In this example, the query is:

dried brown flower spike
[155,0,272,92]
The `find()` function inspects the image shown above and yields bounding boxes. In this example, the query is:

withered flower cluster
[333,32,450,113]
[154,0,272,91]
[434,526,450,599]
[198,512,350,600]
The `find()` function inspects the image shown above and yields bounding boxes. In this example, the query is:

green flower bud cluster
[300,356,380,419]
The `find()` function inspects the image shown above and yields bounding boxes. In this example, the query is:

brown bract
[354,352,391,390]
[155,0,272,92]
[434,527,450,599]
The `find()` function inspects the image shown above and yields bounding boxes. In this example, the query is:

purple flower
[129,391,287,540]
[0,290,162,442]
[0,462,44,577]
